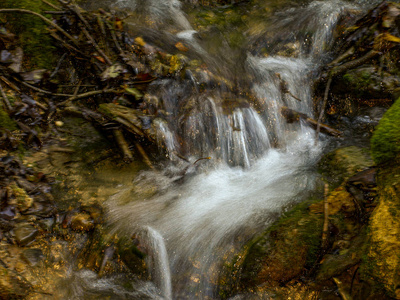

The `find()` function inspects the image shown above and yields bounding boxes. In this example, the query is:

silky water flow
[59,0,376,299]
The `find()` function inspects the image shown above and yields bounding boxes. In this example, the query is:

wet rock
[9,182,33,212]
[335,66,400,99]
[316,232,364,282]
[70,213,94,231]
[318,146,374,189]
[117,237,148,277]
[38,218,55,232]
[14,223,39,246]
[21,248,45,267]
[238,200,323,288]
[363,164,400,298]
[309,185,355,216]
[0,206,16,221]
[346,168,377,209]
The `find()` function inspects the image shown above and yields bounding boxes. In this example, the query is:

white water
[98,0,368,299]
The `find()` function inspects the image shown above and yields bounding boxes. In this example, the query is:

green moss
[371,98,400,164]
[0,0,59,68]
[238,198,323,289]
[0,105,17,130]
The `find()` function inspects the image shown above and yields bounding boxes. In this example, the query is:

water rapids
[70,0,380,298]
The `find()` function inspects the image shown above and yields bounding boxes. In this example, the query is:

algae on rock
[363,164,400,298]
[371,97,400,165]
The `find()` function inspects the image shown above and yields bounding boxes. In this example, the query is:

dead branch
[0,9,79,46]
[330,50,380,78]
[281,106,341,137]
[81,26,113,65]
[50,53,67,79]
[328,46,355,67]
[113,129,134,161]
[57,89,119,106]
[16,78,73,97]
[69,4,93,31]
[321,183,329,250]
[135,142,154,169]
[0,80,12,111]
[47,30,85,55]
[315,76,333,142]
[333,277,353,300]
[41,0,61,10]
[0,76,20,92]
[104,20,124,55]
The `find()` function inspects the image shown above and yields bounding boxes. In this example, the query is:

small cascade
[98,0,375,299]
[141,226,173,300]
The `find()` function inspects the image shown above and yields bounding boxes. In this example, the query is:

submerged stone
[21,248,44,266]
[70,213,94,232]
[14,223,38,246]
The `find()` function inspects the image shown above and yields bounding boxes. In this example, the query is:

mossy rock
[0,0,59,68]
[237,199,323,290]
[370,98,400,165]
[362,164,400,298]
[318,146,374,189]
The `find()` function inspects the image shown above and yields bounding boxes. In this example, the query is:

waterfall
[142,226,173,300]
[100,0,369,299]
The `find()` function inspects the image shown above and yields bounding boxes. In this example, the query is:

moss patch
[0,105,17,130]
[371,98,400,165]
[0,0,59,69]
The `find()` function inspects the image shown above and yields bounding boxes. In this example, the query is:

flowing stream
[70,0,378,298]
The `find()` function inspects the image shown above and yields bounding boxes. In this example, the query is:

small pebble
[55,121,64,127]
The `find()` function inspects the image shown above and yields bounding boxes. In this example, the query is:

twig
[135,141,154,169]
[333,277,353,300]
[81,26,113,65]
[47,30,85,55]
[41,0,62,10]
[15,78,73,97]
[0,76,20,92]
[113,129,134,161]
[69,4,93,31]
[321,183,329,250]
[0,9,79,46]
[43,11,70,15]
[315,76,332,142]
[57,89,119,106]
[193,157,211,165]
[73,80,82,97]
[328,46,355,66]
[114,116,144,137]
[288,91,302,102]
[0,80,12,111]
[105,20,124,55]
[50,52,67,79]
[330,50,380,78]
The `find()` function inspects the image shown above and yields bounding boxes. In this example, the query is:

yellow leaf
[134,37,146,47]
[382,33,400,43]
[175,42,189,52]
